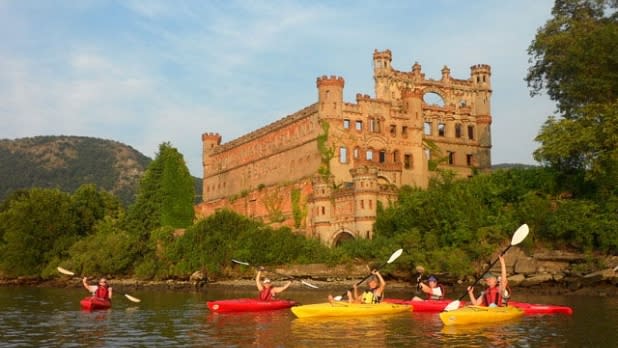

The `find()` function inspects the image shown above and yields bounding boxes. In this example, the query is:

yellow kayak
[291,302,411,318]
[439,305,524,326]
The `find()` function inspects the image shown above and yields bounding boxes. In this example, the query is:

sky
[0,0,558,177]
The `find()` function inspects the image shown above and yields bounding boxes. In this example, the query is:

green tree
[127,142,195,235]
[0,188,78,276]
[526,0,618,194]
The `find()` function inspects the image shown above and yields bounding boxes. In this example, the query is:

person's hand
[353,284,357,289]
[499,255,505,263]
[371,269,379,275]
[467,286,474,293]
[82,277,87,282]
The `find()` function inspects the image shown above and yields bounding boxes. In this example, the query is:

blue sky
[0,0,557,177]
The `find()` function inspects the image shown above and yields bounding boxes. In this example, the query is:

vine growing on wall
[263,186,285,223]
[291,188,307,228]
[317,121,334,177]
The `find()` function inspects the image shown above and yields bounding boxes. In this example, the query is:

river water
[0,285,616,347]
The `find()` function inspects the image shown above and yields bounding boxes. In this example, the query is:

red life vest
[482,286,503,306]
[95,285,109,299]
[258,287,273,301]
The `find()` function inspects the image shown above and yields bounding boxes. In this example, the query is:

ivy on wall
[291,187,307,228]
[317,121,334,177]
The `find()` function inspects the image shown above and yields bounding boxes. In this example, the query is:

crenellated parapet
[470,64,491,74]
[202,132,222,143]
[316,75,345,88]
[355,93,372,102]
[373,49,392,61]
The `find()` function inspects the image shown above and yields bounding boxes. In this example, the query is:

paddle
[443,224,529,312]
[231,259,319,289]
[333,248,403,301]
[57,267,141,303]
[414,265,425,296]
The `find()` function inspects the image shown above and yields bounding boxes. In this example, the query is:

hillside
[0,136,152,205]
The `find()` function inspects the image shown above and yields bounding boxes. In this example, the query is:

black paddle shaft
[457,244,513,301]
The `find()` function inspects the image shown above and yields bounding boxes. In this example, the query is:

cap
[427,275,437,282]
[483,272,497,279]
[263,278,271,284]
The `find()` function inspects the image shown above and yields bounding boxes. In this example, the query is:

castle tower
[373,49,392,100]
[401,88,429,187]
[351,167,379,240]
[201,132,222,199]
[310,174,334,241]
[316,75,344,120]
[470,64,492,168]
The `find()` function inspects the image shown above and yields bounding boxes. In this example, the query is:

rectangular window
[355,120,363,131]
[425,149,431,160]
[402,126,408,137]
[366,150,373,161]
[369,118,380,133]
[360,200,364,209]
[343,119,350,129]
[468,125,475,140]
[448,151,455,165]
[438,123,445,137]
[390,125,396,136]
[404,154,412,169]
[379,151,386,163]
[369,200,373,209]
[353,147,360,159]
[455,123,462,138]
[339,147,348,163]
[424,122,432,135]
[466,154,473,166]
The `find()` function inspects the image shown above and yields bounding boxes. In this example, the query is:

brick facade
[195,49,492,246]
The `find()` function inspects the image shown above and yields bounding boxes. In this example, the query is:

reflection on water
[0,286,616,347]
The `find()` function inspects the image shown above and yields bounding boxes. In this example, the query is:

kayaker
[352,270,386,304]
[82,277,112,300]
[412,275,445,301]
[467,255,508,307]
[256,267,291,301]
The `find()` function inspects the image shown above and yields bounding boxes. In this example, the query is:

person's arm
[467,286,481,305]
[274,281,291,294]
[108,287,113,300]
[82,277,96,293]
[374,270,386,297]
[419,282,431,295]
[499,255,508,296]
[353,284,359,301]
[256,269,264,291]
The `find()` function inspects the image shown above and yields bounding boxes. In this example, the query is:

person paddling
[82,277,112,300]
[467,255,508,307]
[256,267,291,301]
[412,275,445,301]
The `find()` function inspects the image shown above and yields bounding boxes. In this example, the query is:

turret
[470,64,492,168]
[373,49,393,100]
[441,65,451,82]
[401,88,424,130]
[316,75,344,119]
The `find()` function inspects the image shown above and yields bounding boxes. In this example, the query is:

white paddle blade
[232,259,250,266]
[510,224,529,246]
[301,280,319,289]
[124,294,141,303]
[443,300,461,312]
[57,267,75,276]
[387,249,404,264]
[333,295,343,301]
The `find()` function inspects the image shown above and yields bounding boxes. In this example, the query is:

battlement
[373,49,392,61]
[355,93,372,102]
[316,75,345,88]
[470,64,491,73]
[202,132,222,144]
[401,88,423,99]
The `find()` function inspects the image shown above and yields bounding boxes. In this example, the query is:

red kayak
[509,301,573,315]
[384,298,463,312]
[80,296,112,311]
[384,298,572,315]
[207,298,298,313]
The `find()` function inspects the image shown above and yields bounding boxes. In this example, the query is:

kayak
[509,301,573,315]
[80,296,111,311]
[207,298,297,313]
[384,298,572,315]
[290,302,411,318]
[384,298,464,312]
[439,305,523,326]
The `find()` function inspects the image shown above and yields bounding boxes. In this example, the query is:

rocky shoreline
[2,248,617,296]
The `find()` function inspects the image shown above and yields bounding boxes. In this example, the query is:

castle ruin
[195,49,492,246]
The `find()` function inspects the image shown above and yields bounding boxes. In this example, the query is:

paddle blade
[333,295,343,301]
[300,280,319,289]
[124,294,141,303]
[232,259,250,266]
[510,224,529,246]
[57,267,75,276]
[444,300,460,312]
[387,249,404,264]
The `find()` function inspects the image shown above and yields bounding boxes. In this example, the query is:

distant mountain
[0,136,152,205]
